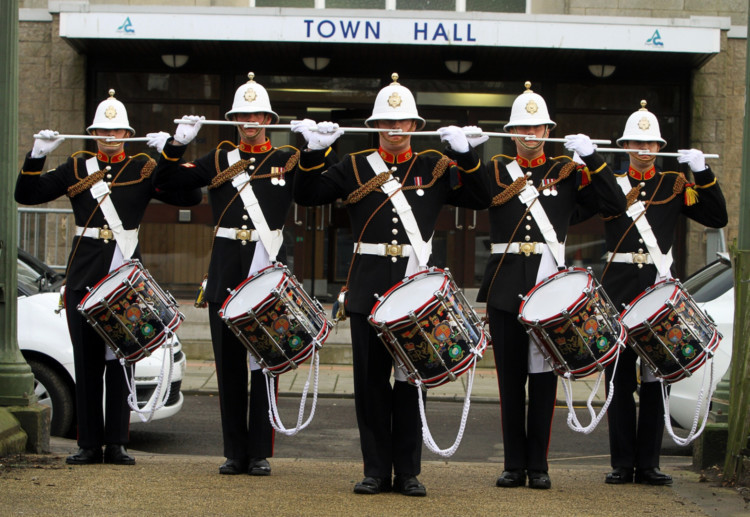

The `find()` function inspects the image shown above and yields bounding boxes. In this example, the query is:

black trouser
[487,306,557,473]
[349,313,423,479]
[209,303,276,462]
[66,288,131,449]
[605,346,666,470]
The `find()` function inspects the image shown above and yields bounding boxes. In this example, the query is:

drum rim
[219,263,288,319]
[370,267,449,324]
[79,259,142,311]
[519,267,593,324]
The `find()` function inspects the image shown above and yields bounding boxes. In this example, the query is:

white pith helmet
[365,73,425,129]
[616,100,667,148]
[225,72,279,123]
[504,81,556,131]
[87,89,135,136]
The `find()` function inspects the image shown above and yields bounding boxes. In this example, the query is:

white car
[667,253,734,429]
[17,250,186,437]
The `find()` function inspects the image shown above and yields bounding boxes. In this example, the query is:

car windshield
[682,258,733,303]
[17,257,45,295]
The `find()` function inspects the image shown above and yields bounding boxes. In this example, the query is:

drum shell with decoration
[78,260,183,364]
[619,280,720,383]
[369,268,488,389]
[518,267,624,379]
[219,264,331,376]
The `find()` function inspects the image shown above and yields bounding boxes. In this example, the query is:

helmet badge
[244,87,257,103]
[388,92,402,108]
[637,117,651,131]
[525,100,538,114]
[104,105,117,119]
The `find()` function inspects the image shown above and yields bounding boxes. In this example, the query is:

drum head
[621,282,676,328]
[223,268,285,319]
[80,262,137,311]
[372,271,446,323]
[522,270,590,321]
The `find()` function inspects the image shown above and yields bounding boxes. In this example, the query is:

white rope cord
[563,349,620,434]
[265,347,320,436]
[122,335,175,423]
[417,353,478,457]
[661,355,715,446]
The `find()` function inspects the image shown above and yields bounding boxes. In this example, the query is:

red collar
[379,147,413,164]
[628,165,656,181]
[97,151,126,163]
[516,154,546,168]
[239,139,273,154]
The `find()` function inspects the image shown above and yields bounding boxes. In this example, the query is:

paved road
[129,394,690,467]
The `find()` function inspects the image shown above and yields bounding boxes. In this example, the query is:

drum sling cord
[561,350,620,435]
[264,351,320,436]
[601,173,667,281]
[660,357,715,446]
[122,338,175,423]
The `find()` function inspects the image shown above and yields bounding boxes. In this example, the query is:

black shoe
[103,445,135,465]
[219,458,247,475]
[248,458,271,476]
[353,476,392,495]
[66,447,103,465]
[635,467,673,486]
[605,467,634,484]
[495,470,526,487]
[393,475,426,497]
[527,471,551,489]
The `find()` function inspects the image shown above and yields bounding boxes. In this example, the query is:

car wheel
[27,358,75,438]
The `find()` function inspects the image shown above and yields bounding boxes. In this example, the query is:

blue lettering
[453,23,462,42]
[365,21,380,39]
[304,19,314,38]
[467,23,476,42]
[432,23,448,41]
[414,22,428,41]
[317,20,335,38]
[340,20,360,38]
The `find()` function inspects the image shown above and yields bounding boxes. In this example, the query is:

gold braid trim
[401,154,452,191]
[646,172,686,206]
[344,158,392,205]
[209,157,254,189]
[283,150,300,173]
[67,169,107,197]
[625,185,641,208]
[67,154,155,197]
[208,146,292,189]
[491,159,574,206]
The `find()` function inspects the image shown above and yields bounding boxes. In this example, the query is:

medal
[414,176,424,196]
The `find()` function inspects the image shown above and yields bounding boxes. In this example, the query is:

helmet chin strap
[515,126,548,152]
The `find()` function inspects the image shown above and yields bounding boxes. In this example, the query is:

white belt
[607,251,655,265]
[216,226,260,242]
[354,242,413,258]
[491,242,544,256]
[75,226,115,241]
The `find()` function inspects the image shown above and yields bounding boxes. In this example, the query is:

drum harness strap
[611,175,673,280]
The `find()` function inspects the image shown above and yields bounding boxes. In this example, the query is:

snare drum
[519,267,625,379]
[78,260,183,364]
[219,264,332,376]
[368,267,488,389]
[620,280,720,383]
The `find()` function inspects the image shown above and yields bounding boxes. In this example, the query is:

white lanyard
[506,160,563,266]
[615,175,672,279]
[227,149,283,262]
[85,157,138,262]
[367,152,432,271]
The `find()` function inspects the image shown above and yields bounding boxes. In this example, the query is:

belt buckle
[236,229,252,241]
[386,244,403,257]
[519,242,536,257]
[98,228,114,241]
[632,251,648,264]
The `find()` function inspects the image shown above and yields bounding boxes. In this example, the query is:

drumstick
[104,137,153,142]
[395,131,611,144]
[33,134,111,140]
[173,119,397,133]
[594,147,720,159]
[526,137,612,145]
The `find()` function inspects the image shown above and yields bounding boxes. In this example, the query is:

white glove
[571,152,586,165]
[31,130,64,159]
[463,126,488,149]
[146,132,170,154]
[564,134,596,157]
[290,118,317,147]
[437,125,469,153]
[677,149,706,172]
[174,115,204,145]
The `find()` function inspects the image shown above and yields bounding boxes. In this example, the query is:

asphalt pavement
[2,358,748,516]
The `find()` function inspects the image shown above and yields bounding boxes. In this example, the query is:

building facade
[17,0,747,299]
